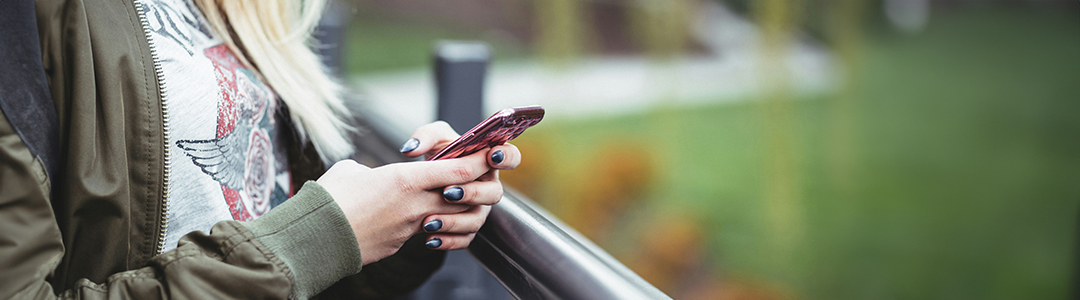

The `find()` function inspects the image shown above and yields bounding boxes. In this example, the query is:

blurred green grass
[509,8,1079,300]
[343,13,525,74]
[343,6,1079,299]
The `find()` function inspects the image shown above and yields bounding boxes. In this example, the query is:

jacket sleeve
[0,112,364,300]
[316,235,446,299]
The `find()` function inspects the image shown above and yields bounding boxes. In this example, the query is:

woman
[0,0,519,298]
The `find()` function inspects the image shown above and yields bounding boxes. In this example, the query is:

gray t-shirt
[142,0,292,252]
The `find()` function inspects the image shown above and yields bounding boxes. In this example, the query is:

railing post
[405,41,510,300]
[434,41,490,132]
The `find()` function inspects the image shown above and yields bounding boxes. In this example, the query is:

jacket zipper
[134,0,171,255]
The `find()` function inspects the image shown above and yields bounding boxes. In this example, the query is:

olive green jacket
[0,0,442,299]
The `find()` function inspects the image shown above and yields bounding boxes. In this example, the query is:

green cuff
[243,181,362,299]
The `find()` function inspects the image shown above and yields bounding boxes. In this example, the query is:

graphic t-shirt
[142,0,292,252]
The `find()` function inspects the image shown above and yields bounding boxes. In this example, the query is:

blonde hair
[195,0,354,163]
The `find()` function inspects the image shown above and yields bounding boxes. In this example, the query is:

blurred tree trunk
[534,0,585,66]
[754,0,804,281]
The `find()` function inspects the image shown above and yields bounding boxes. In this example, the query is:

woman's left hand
[399,121,521,250]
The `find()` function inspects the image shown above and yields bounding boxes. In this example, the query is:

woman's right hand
[315,150,496,265]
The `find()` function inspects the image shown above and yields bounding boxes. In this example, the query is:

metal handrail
[345,102,671,299]
[471,188,671,299]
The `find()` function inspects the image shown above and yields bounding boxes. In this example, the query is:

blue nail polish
[491,150,504,164]
[399,138,420,153]
[443,186,464,201]
[424,219,443,232]
[425,238,442,249]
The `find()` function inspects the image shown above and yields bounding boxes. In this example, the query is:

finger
[487,143,521,170]
[425,233,477,250]
[440,180,502,206]
[401,121,459,157]
[476,168,498,182]
[423,190,473,216]
[391,150,492,190]
[422,205,491,234]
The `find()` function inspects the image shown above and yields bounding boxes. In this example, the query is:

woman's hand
[316,121,521,265]
[399,121,520,250]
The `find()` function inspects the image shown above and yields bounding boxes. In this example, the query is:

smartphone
[427,105,545,161]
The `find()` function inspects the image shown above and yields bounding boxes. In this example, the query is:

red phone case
[427,105,545,161]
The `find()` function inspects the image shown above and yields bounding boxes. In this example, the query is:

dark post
[404,41,510,300]
[434,42,490,132]
[312,0,346,76]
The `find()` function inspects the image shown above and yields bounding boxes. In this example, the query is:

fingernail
[443,186,464,201]
[423,219,443,232]
[425,238,442,249]
[491,150,504,164]
[399,138,420,153]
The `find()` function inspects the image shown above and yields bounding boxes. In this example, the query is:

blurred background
[327,0,1079,299]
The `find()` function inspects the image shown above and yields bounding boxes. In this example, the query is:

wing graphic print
[176,129,247,190]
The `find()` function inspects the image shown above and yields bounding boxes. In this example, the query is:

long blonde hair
[195,0,353,163]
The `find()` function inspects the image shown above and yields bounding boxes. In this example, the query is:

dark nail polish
[423,219,443,232]
[443,186,464,201]
[491,150,504,164]
[425,238,442,249]
[399,138,420,153]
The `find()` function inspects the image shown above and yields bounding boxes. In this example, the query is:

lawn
[342,11,525,74]
[501,7,1080,300]
[342,6,1080,299]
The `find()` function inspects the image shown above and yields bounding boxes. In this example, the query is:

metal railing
[471,187,671,299]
